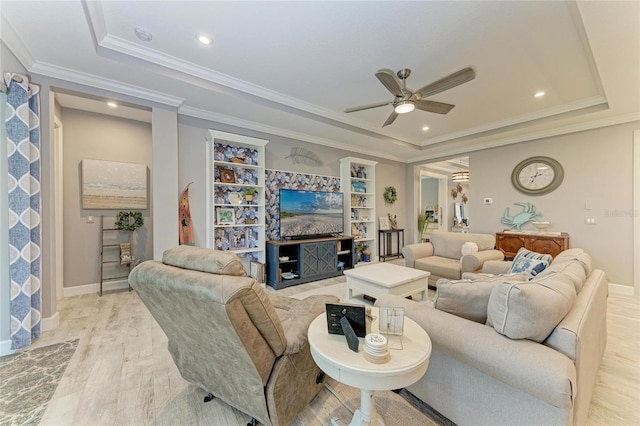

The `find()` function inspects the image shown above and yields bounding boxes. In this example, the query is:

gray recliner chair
[129,246,339,426]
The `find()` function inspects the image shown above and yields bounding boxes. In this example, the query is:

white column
[152,107,179,260]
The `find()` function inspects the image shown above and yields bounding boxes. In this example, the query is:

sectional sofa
[376,248,607,425]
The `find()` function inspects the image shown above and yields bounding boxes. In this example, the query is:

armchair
[402,230,504,286]
[129,246,339,426]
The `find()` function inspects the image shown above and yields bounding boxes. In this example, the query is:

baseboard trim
[608,282,635,296]
[41,311,59,332]
[0,339,14,356]
[63,280,130,298]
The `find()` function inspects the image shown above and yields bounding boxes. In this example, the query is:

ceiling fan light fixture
[394,101,415,114]
[452,171,469,182]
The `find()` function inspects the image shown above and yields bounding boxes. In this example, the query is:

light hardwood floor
[27,274,640,425]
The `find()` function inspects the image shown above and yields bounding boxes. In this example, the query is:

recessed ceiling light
[422,126,430,131]
[134,27,153,42]
[106,101,118,108]
[534,91,545,98]
[196,34,213,45]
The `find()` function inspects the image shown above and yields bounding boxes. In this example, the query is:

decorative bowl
[531,221,552,234]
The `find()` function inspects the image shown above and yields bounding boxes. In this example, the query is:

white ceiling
[1,1,638,163]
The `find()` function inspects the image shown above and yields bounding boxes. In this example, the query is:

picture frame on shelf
[219,167,236,183]
[217,208,235,225]
[379,216,390,230]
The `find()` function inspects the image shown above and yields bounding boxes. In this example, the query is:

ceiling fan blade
[382,111,399,127]
[417,66,476,98]
[344,101,391,113]
[415,99,455,114]
[375,69,404,97]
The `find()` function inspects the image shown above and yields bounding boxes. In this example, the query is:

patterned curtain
[4,73,41,350]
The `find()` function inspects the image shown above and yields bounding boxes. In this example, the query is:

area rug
[0,339,78,426]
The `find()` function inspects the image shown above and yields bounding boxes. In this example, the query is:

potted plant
[354,242,365,262]
[417,211,427,242]
[243,187,256,204]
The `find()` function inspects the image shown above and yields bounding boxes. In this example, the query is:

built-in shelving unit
[207,130,268,281]
[340,157,377,263]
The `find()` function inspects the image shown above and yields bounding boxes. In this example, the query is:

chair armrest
[461,249,504,273]
[275,294,339,355]
[402,243,434,267]
[482,260,513,274]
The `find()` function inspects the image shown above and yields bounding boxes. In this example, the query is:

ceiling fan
[344,66,476,127]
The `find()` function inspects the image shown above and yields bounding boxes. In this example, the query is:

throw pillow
[509,247,552,280]
[486,273,577,342]
[460,242,479,261]
[434,276,525,323]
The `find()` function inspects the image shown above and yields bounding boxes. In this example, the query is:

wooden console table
[496,231,570,260]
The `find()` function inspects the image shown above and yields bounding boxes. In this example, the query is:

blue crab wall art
[501,202,542,231]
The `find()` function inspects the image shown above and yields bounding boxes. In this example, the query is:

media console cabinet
[266,236,356,290]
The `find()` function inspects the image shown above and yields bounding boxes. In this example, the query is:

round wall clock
[511,156,564,195]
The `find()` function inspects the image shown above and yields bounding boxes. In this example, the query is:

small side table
[308,308,432,426]
[378,229,404,262]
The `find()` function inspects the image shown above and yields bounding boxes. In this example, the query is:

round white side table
[308,307,432,426]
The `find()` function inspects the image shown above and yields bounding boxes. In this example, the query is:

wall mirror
[454,202,465,226]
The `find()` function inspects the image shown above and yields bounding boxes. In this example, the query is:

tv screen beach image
[280,190,343,237]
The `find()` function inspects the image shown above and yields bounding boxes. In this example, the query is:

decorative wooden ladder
[98,216,133,296]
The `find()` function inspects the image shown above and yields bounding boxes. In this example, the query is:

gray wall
[61,109,153,288]
[177,115,408,248]
[469,121,638,287]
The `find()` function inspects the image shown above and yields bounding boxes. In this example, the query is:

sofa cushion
[434,274,526,323]
[416,256,461,280]
[462,272,528,281]
[429,231,496,259]
[536,260,587,294]
[550,248,593,276]
[487,273,577,342]
[509,247,552,280]
[162,246,248,276]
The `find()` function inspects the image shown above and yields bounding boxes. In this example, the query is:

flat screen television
[279,189,344,239]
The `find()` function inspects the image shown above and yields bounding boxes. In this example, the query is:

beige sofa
[129,246,339,426]
[376,248,608,426]
[403,230,504,286]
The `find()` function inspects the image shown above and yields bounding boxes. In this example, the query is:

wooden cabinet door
[496,234,526,259]
[529,236,568,258]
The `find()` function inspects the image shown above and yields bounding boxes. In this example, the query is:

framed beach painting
[81,159,148,209]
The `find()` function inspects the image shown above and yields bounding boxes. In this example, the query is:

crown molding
[410,111,640,163]
[180,106,406,163]
[89,31,414,148]
[81,0,108,47]
[1,14,36,70]
[28,61,184,107]
[420,95,608,146]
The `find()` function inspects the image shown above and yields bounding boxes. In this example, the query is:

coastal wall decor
[264,169,340,240]
[284,147,323,167]
[81,159,148,209]
[501,202,542,231]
